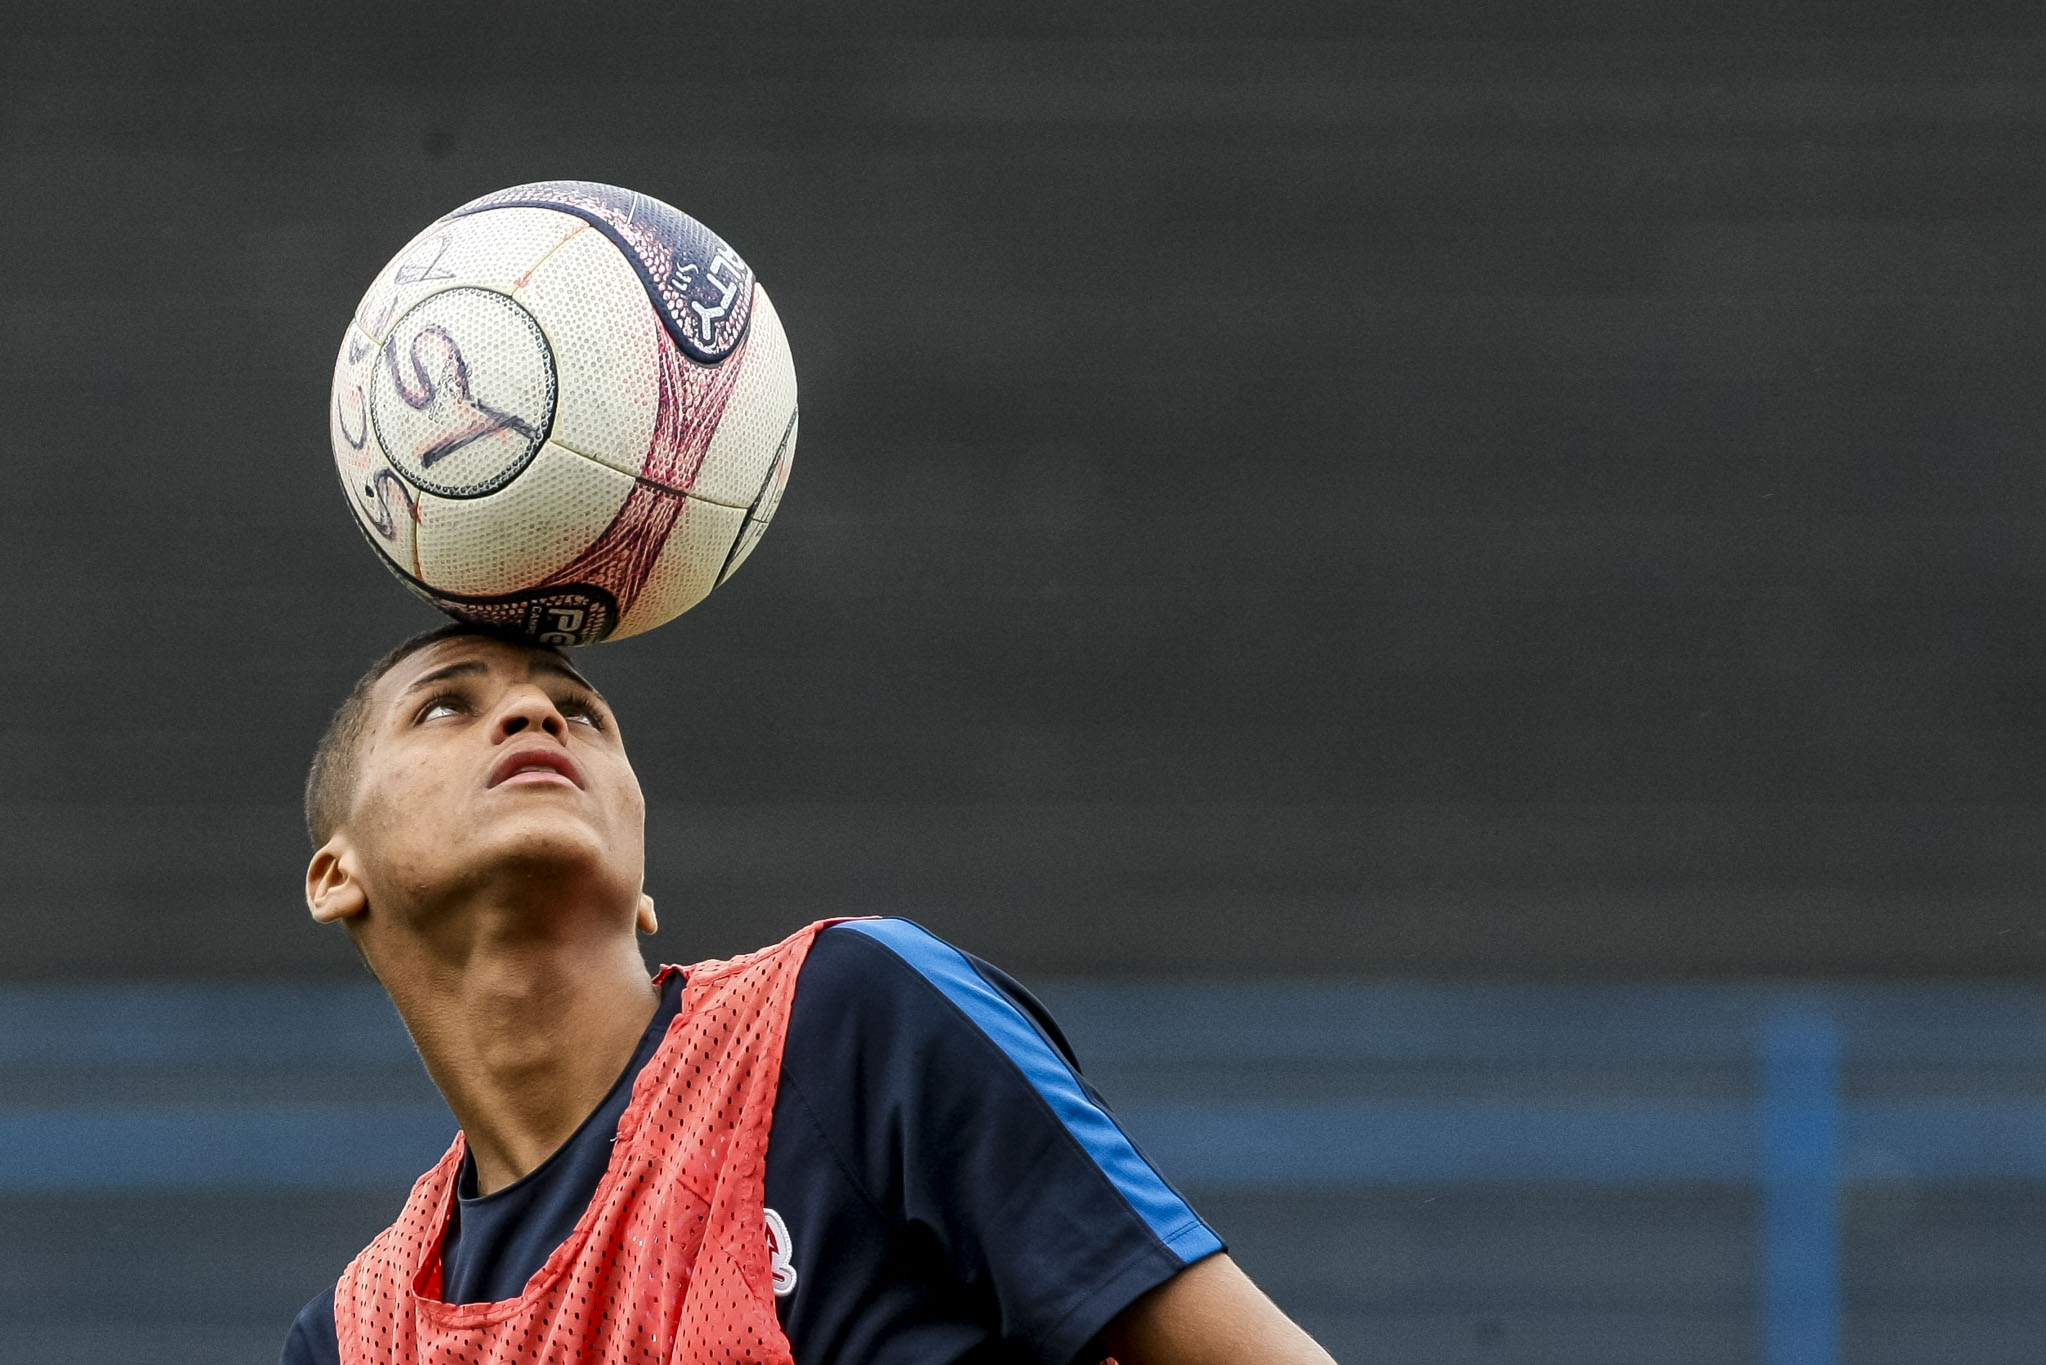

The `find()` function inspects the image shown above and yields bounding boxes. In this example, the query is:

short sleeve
[278,1286,339,1365]
[773,919,1222,1363]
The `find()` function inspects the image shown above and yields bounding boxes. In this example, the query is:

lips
[487,746,586,790]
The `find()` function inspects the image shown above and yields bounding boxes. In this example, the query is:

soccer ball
[327,181,797,645]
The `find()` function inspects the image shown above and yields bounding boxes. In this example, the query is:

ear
[635,893,658,936]
[306,838,369,925]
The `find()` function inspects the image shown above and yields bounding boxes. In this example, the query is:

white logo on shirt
[765,1207,798,1297]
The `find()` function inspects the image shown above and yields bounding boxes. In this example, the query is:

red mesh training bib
[334,922,829,1365]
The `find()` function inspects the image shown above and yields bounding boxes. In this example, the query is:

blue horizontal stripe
[1041,980,2046,1066]
[8,1100,2046,1192]
[0,984,411,1067]
[1123,1101,2046,1186]
[12,981,2046,1066]
[841,919,1223,1261]
[0,1105,452,1192]
[1119,1102,1756,1185]
[10,980,2046,1195]
[1852,1103,2046,1181]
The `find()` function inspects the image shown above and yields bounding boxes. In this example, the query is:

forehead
[369,636,600,716]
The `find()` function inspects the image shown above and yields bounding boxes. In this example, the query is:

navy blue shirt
[280,919,1220,1364]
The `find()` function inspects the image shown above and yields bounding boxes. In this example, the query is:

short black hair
[302,622,573,847]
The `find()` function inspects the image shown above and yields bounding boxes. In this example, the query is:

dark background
[6,5,2046,979]
[7,6,2046,1362]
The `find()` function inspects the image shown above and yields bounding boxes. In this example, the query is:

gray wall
[7,4,2046,979]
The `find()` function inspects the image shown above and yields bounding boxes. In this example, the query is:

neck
[373,905,661,1197]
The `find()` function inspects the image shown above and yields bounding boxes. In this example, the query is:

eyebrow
[399,655,604,700]
[400,659,488,695]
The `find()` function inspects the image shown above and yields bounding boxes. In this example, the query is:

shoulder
[785,917,1220,1262]
[278,1286,338,1365]
[790,917,1083,1070]
[772,919,1223,1361]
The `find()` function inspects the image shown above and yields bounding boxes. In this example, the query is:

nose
[490,684,568,744]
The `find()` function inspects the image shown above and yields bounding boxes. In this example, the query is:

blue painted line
[1127,1100,2046,1187]
[10,1098,2046,1192]
[1850,1102,2046,1181]
[13,981,2046,1067]
[1042,980,2046,1065]
[7,979,2046,1197]
[0,983,412,1067]
[1761,1004,1839,1365]
[838,919,1223,1262]
[1119,1101,1755,1185]
[0,1105,453,1192]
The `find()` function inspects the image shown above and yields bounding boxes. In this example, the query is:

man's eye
[417,696,464,722]
[561,697,602,727]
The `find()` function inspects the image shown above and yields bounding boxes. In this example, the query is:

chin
[460,814,637,892]
[487,821,614,871]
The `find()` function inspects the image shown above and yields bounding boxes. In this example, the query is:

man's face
[333,634,648,921]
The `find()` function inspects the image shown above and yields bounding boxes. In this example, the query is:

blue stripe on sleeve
[840,918,1223,1263]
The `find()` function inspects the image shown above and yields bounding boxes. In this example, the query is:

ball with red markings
[328,181,797,644]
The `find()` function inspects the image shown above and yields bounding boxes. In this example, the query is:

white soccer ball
[328,180,797,645]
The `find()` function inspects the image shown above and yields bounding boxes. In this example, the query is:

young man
[280,623,1336,1364]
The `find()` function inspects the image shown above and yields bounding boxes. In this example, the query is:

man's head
[305,623,490,849]
[303,624,654,950]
